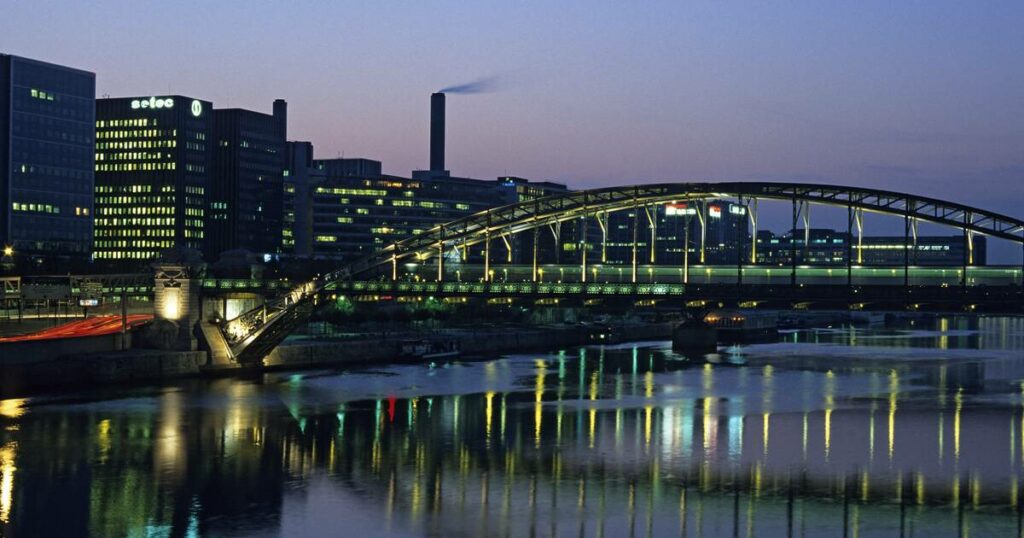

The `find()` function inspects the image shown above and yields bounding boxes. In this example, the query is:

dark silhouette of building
[207,100,287,258]
[0,54,95,267]
[755,229,985,266]
[283,141,322,258]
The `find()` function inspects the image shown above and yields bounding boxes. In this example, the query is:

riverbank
[0,322,673,396]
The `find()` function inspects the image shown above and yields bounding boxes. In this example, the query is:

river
[1,316,1023,537]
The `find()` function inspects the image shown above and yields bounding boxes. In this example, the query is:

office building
[93,95,213,262]
[310,163,500,261]
[0,54,95,266]
[755,229,986,266]
[207,100,287,258]
[282,141,323,258]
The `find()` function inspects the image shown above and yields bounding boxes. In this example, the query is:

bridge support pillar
[631,202,639,283]
[437,226,445,282]
[153,258,203,351]
[683,211,690,284]
[581,213,589,283]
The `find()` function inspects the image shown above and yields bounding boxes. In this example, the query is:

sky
[3,1,1023,254]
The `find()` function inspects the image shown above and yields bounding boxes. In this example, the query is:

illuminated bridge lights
[219,182,1024,364]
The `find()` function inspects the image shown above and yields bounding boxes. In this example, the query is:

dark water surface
[2,316,1024,537]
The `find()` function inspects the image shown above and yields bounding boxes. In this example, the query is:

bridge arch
[221,182,1024,364]
[343,182,1024,279]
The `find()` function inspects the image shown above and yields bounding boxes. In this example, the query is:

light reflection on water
[0,316,1022,536]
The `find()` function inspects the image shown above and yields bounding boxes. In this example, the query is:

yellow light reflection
[485,391,494,444]
[644,405,653,449]
[888,369,899,461]
[954,388,962,461]
[535,359,546,448]
[0,442,15,524]
[762,412,770,458]
[702,397,716,456]
[0,399,26,419]
[824,370,835,460]
[860,470,870,502]
[98,418,112,464]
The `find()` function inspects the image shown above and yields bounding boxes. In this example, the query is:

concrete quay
[0,322,674,395]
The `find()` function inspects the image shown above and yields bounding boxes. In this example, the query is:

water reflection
[0,316,1023,536]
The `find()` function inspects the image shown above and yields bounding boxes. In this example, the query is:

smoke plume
[438,76,502,94]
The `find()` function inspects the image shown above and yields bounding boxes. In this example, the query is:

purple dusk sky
[4,1,1023,253]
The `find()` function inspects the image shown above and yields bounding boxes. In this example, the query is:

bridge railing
[369,263,1023,288]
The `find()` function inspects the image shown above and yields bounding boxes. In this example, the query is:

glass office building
[0,54,95,266]
[94,96,213,263]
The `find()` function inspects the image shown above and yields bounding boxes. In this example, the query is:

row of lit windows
[185,164,205,173]
[185,185,203,195]
[96,229,173,238]
[96,196,175,205]
[29,88,56,101]
[97,119,153,128]
[11,202,92,217]
[95,151,171,162]
[315,187,387,196]
[96,206,174,216]
[96,163,176,172]
[95,240,174,249]
[97,140,176,150]
[96,129,176,140]
[94,251,160,259]
[184,229,204,239]
[95,217,176,227]
[96,184,158,194]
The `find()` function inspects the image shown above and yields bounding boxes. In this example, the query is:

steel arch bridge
[214,182,1024,364]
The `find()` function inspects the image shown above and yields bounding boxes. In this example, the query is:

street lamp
[1,246,13,272]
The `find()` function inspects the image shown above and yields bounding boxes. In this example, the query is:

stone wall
[0,349,205,394]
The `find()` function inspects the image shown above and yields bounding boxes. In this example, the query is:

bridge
[213,182,1024,364]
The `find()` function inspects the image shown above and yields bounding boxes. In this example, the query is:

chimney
[430,92,445,172]
[273,99,287,140]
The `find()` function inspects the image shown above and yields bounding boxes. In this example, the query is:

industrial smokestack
[430,92,445,172]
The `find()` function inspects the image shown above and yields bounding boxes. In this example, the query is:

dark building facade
[310,166,501,261]
[0,54,95,265]
[94,95,213,262]
[755,229,986,266]
[207,100,287,258]
[592,199,750,267]
[282,141,322,258]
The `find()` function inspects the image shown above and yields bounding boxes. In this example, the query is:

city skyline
[2,0,1021,222]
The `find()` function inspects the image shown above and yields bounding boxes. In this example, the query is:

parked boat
[704,309,779,343]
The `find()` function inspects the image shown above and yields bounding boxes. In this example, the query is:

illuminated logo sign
[191,100,203,117]
[729,205,746,216]
[131,96,174,110]
[665,203,696,216]
[708,205,722,218]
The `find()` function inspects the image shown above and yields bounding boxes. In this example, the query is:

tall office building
[282,141,323,258]
[0,54,95,266]
[94,95,213,262]
[207,100,287,258]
